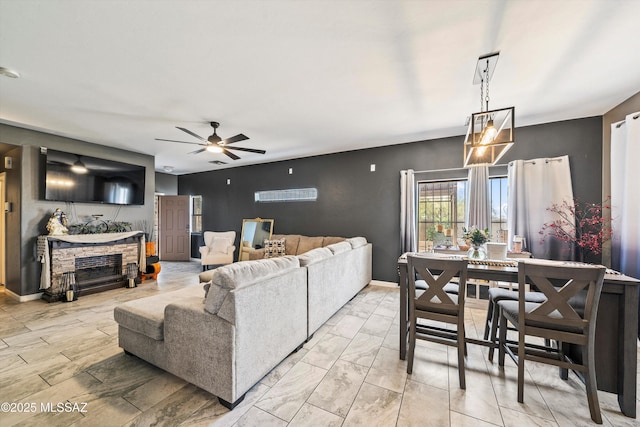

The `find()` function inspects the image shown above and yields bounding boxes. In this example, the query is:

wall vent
[254,188,318,203]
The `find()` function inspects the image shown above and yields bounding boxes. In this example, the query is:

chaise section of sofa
[300,237,372,336]
[114,255,308,409]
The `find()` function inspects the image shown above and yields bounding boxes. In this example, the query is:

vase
[468,245,486,260]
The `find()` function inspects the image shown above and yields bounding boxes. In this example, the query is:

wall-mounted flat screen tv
[42,149,145,205]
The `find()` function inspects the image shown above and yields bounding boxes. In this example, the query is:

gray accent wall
[0,124,155,297]
[179,117,603,282]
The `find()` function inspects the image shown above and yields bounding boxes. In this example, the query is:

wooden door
[159,195,190,261]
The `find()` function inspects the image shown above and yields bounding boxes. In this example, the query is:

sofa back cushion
[204,256,301,316]
[347,236,368,248]
[212,255,300,290]
[297,247,333,267]
[297,236,324,254]
[326,241,352,255]
[322,236,346,246]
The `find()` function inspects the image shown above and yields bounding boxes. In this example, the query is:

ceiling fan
[155,121,266,160]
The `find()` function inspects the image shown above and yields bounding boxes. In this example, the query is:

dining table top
[397,252,640,287]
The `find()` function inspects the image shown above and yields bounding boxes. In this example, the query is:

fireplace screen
[75,254,123,288]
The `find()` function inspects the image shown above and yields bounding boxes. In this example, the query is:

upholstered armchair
[199,231,236,271]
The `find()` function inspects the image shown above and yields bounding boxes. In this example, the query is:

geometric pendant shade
[463,106,515,167]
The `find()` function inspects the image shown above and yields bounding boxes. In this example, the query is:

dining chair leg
[517,328,525,403]
[498,309,507,367]
[458,318,466,389]
[407,312,416,374]
[483,297,493,340]
[559,342,569,380]
[488,301,500,362]
[583,343,602,424]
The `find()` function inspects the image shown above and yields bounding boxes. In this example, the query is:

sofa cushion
[212,255,300,290]
[204,282,229,315]
[297,236,324,255]
[263,238,286,258]
[323,236,346,246]
[327,241,352,255]
[297,247,333,267]
[114,287,204,341]
[347,236,368,248]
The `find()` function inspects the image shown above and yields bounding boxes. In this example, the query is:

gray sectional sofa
[114,236,372,409]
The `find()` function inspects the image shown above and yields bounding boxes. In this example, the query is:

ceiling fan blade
[225,146,266,155]
[155,138,206,146]
[222,148,241,160]
[221,134,249,144]
[188,148,207,155]
[209,160,227,165]
[176,126,207,141]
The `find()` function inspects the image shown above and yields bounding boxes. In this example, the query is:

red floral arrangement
[539,197,612,262]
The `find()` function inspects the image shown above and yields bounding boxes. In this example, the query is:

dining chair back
[406,254,468,388]
[497,260,606,423]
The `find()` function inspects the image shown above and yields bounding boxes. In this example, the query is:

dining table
[397,252,640,418]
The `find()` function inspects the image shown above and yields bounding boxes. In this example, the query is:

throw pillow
[209,237,232,254]
[263,238,286,258]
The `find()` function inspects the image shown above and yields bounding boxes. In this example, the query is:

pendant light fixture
[463,52,515,167]
[70,156,88,174]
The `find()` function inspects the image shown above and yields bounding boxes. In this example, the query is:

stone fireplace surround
[38,232,145,302]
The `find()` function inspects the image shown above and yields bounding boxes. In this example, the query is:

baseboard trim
[4,287,43,302]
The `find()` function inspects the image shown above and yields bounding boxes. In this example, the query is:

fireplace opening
[75,254,125,291]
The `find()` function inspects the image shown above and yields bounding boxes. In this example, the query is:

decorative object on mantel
[67,215,132,235]
[46,208,69,235]
[539,197,613,263]
[463,226,490,260]
[463,52,515,167]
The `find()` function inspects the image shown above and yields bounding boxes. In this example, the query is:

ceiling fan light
[206,145,223,153]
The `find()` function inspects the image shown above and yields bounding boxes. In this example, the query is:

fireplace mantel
[37,232,146,302]
[45,231,144,244]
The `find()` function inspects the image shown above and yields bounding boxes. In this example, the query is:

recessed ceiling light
[163,165,174,173]
[0,67,20,78]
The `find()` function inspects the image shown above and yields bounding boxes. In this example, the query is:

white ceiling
[1,0,639,175]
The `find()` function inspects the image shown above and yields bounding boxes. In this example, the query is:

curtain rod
[522,158,563,165]
[614,113,639,128]
[411,163,508,174]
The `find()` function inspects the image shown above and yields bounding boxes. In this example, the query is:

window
[489,177,508,240]
[191,195,202,233]
[417,176,507,251]
[417,180,467,250]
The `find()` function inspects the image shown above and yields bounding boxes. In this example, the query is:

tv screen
[43,149,145,205]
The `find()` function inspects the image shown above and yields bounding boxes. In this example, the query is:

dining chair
[484,287,547,362]
[497,261,606,424]
[406,254,468,389]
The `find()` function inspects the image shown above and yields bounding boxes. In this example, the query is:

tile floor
[0,261,638,426]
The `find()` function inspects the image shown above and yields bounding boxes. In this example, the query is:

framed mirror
[239,218,274,261]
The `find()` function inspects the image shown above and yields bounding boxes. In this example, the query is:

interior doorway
[0,172,5,286]
[158,195,191,261]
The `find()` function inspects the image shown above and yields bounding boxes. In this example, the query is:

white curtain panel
[400,169,416,254]
[466,164,490,229]
[507,155,574,260]
[611,112,640,278]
